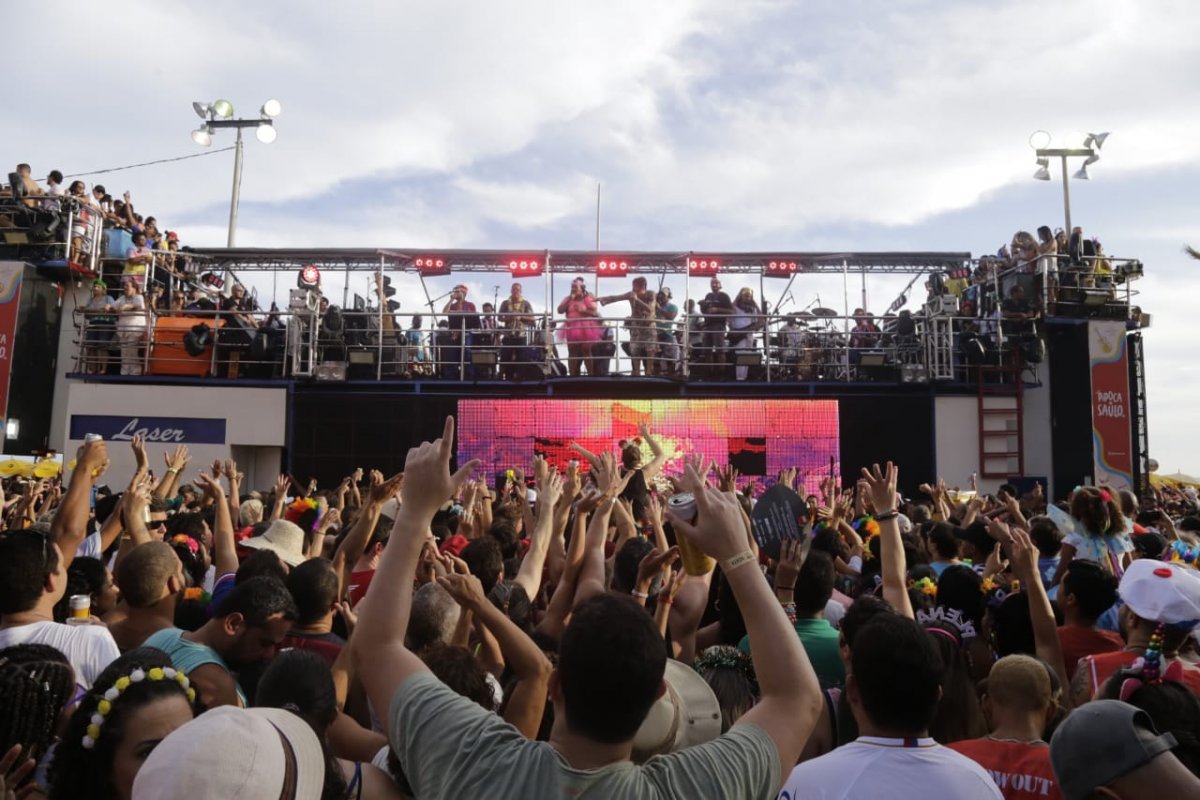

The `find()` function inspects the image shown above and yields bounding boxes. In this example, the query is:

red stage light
[688,258,720,277]
[597,259,629,277]
[507,257,543,276]
[764,259,798,278]
[413,256,452,277]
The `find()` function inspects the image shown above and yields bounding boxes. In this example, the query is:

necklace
[985,735,1047,746]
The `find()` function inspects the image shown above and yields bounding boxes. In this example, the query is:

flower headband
[1169,540,1200,568]
[909,577,937,598]
[692,646,759,695]
[83,666,196,749]
[170,534,199,555]
[284,496,319,529]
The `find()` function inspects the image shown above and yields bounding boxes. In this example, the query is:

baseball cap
[954,521,992,553]
[132,706,324,799]
[1132,531,1168,560]
[631,659,722,762]
[1118,559,1200,625]
[1050,700,1178,800]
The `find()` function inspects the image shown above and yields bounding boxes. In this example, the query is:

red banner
[1088,320,1133,493]
[0,262,23,425]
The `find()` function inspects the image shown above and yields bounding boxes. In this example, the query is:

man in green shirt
[353,418,823,798]
[738,548,845,689]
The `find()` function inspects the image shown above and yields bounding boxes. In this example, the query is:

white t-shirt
[778,737,1003,800]
[0,620,120,689]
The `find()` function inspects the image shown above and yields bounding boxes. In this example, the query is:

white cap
[240,519,307,566]
[631,659,722,762]
[132,706,324,799]
[1119,560,1200,625]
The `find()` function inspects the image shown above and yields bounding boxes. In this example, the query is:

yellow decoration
[33,459,62,478]
[147,668,165,681]
[86,724,100,739]
[0,459,28,477]
[114,677,131,691]
[97,699,112,715]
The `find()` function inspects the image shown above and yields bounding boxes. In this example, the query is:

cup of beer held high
[667,493,716,576]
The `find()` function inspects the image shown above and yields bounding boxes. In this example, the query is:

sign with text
[0,262,24,422]
[1088,320,1134,493]
[69,415,227,445]
[750,483,808,561]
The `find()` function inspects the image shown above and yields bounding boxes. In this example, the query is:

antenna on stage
[595,182,601,251]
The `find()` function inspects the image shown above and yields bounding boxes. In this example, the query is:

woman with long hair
[256,649,403,799]
[1048,485,1132,589]
[49,647,197,800]
[728,287,762,381]
[556,277,603,376]
[115,278,147,376]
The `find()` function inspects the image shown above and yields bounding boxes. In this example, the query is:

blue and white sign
[69,415,227,445]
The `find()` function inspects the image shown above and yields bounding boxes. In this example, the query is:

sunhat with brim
[631,658,723,762]
[240,519,307,566]
[132,706,324,800]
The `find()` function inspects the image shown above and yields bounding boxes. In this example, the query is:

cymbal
[811,307,838,317]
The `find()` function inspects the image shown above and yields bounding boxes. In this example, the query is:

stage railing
[0,195,104,274]
[71,302,1073,385]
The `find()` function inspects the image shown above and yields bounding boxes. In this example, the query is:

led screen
[457,399,839,495]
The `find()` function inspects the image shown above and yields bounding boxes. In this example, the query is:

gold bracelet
[721,550,757,573]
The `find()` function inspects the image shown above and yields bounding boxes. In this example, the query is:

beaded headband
[1119,623,1185,701]
[908,577,937,598]
[82,666,196,749]
[916,605,977,641]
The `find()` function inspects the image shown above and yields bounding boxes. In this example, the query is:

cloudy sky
[8,0,1199,474]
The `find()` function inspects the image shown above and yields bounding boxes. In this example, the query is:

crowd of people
[2,422,1200,798]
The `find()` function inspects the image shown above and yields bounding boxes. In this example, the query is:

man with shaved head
[108,541,186,652]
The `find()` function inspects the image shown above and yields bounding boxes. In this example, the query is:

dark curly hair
[49,647,197,800]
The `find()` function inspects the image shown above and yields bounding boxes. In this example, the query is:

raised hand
[717,464,739,493]
[775,535,809,588]
[539,469,564,511]
[131,433,148,472]
[569,441,602,470]
[437,571,488,611]
[273,473,291,499]
[561,460,581,503]
[210,459,224,478]
[1005,526,1040,583]
[367,471,404,506]
[164,444,190,474]
[593,452,632,499]
[196,470,227,500]
[859,462,898,515]
[399,416,479,521]
[636,545,681,588]
[658,567,686,605]
[665,464,750,562]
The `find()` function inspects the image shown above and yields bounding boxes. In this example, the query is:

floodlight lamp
[191,126,213,146]
[1028,130,1051,150]
[255,122,277,144]
[1082,154,1099,167]
[192,101,211,119]
[1073,164,1090,180]
[260,98,282,118]
[1033,158,1050,180]
[1087,131,1110,150]
[212,99,234,118]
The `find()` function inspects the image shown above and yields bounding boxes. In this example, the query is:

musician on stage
[598,276,658,377]
[499,282,535,379]
[698,277,733,378]
[441,284,480,379]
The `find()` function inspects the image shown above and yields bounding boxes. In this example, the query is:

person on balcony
[115,277,148,376]
[598,276,658,377]
[556,277,603,376]
[728,287,763,381]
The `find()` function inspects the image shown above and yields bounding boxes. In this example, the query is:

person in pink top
[556,276,604,376]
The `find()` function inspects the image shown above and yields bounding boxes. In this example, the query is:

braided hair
[49,647,197,800]
[0,644,76,768]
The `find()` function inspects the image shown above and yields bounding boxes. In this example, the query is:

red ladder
[977,354,1025,479]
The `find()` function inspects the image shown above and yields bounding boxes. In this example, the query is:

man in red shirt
[1073,560,1200,705]
[949,654,1063,800]
[1056,560,1122,680]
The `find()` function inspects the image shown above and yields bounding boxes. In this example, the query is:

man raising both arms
[353,417,822,797]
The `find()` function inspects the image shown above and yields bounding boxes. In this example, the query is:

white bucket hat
[631,658,723,762]
[240,519,307,566]
[132,706,324,799]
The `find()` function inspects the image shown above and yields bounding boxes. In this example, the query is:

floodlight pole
[228,127,243,248]
[1036,147,1093,237]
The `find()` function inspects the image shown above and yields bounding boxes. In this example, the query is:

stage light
[414,256,452,277]
[191,126,213,146]
[1073,164,1090,180]
[1033,157,1050,181]
[508,257,543,276]
[1086,131,1109,150]
[212,99,234,118]
[597,259,629,278]
[255,122,277,144]
[298,264,321,290]
[192,101,211,119]
[688,258,720,277]
[261,98,283,118]
[765,259,798,278]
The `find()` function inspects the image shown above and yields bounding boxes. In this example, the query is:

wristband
[658,598,674,606]
[166,467,180,474]
[631,590,649,600]
[776,583,796,591]
[721,550,757,573]
[876,510,899,521]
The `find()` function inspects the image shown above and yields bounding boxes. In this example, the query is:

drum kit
[776,307,850,380]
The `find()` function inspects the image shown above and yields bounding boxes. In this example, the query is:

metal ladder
[977,352,1025,479]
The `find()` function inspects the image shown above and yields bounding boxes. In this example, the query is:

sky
[6,0,1199,473]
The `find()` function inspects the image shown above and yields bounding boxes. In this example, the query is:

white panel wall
[61,383,286,491]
